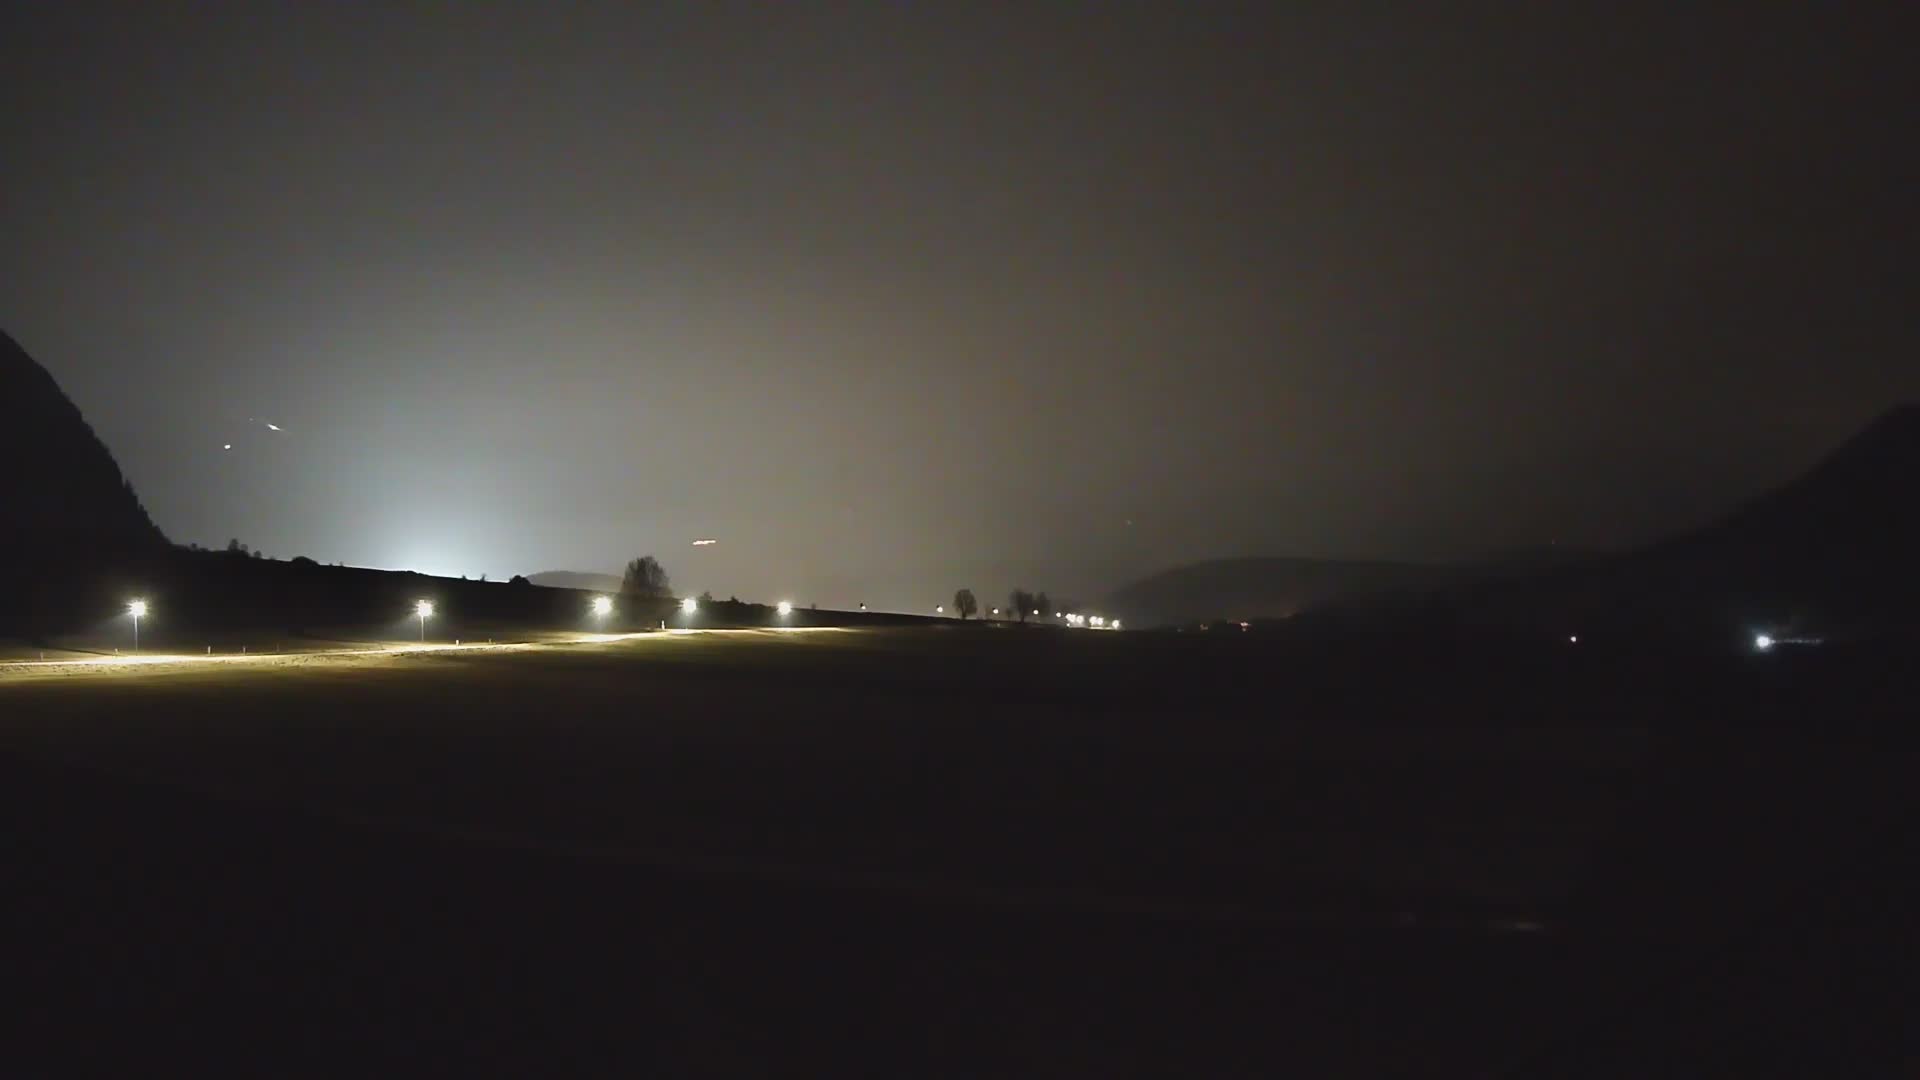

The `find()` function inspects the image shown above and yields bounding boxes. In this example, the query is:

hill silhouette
[0,329,166,568]
[1104,557,1460,626]
[1628,403,1920,619]
[526,570,624,593]
[1461,404,1920,643]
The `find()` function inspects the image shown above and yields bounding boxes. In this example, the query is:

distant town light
[1054,612,1062,618]
[1754,633,1774,651]
[1032,609,1040,616]
[681,597,698,615]
[777,600,793,616]
[935,605,944,613]
[1112,620,1122,630]
[591,596,613,616]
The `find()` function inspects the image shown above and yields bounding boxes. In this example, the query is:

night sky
[3,5,1911,608]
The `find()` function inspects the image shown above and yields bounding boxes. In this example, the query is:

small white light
[935,605,944,613]
[591,596,613,616]
[1032,609,1039,616]
[681,597,698,615]
[415,600,434,618]
[1754,634,1774,651]
[1054,612,1062,618]
[777,600,793,616]
[1568,634,1578,644]
[1112,620,1121,630]
[128,600,148,618]
[991,608,999,615]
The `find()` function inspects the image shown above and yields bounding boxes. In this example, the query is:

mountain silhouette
[1466,404,1920,641]
[0,329,166,573]
[1629,404,1920,617]
[1104,557,1460,626]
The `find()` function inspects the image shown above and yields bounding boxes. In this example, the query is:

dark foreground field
[2,628,1913,1075]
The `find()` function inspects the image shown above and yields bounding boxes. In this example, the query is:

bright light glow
[1032,609,1040,616]
[991,608,999,616]
[1112,620,1122,630]
[1754,634,1774,651]
[692,538,717,546]
[935,605,944,613]
[1054,612,1062,618]
[681,597,698,614]
[591,596,613,616]
[1568,634,1578,644]
[127,600,148,618]
[222,443,232,451]
[777,600,793,616]
[1090,615,1105,627]
[415,600,434,618]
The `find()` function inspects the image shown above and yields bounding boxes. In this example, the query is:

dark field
[3,628,1912,1075]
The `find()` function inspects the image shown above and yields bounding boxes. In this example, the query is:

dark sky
[3,4,1912,608]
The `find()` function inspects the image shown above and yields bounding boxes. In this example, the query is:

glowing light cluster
[591,596,613,616]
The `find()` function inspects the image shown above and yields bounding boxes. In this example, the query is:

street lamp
[935,605,944,614]
[591,595,613,618]
[415,599,434,642]
[681,596,698,616]
[128,599,147,652]
[777,600,793,616]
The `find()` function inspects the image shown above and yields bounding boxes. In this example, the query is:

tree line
[951,587,1055,622]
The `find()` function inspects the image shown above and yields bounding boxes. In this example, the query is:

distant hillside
[1466,404,1920,642]
[1104,557,1461,626]
[526,570,623,593]
[0,329,166,566]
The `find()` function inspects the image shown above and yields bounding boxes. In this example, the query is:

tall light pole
[415,599,434,642]
[128,599,147,652]
[591,595,613,627]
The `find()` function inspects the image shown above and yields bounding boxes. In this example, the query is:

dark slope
[1468,404,1920,641]
[1105,557,1460,626]
[0,328,166,561]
